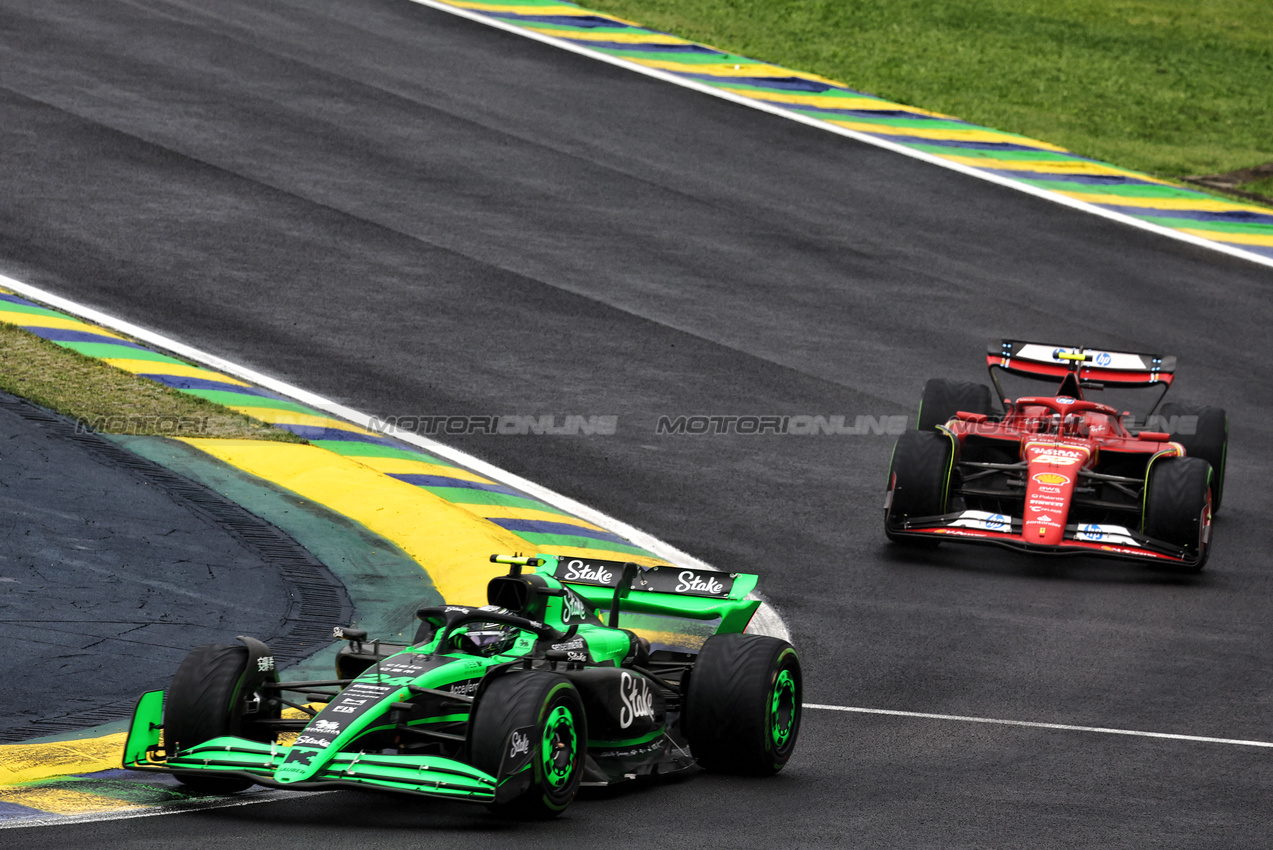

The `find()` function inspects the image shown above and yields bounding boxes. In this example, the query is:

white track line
[0,274,789,641]
[408,0,1273,273]
[806,704,1273,749]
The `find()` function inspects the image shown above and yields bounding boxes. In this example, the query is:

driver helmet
[453,622,519,657]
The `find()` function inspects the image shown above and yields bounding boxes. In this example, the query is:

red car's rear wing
[987,340,1176,388]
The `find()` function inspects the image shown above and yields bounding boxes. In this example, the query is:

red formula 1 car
[884,340,1228,570]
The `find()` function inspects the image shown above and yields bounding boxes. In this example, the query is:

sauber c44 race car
[122,555,801,818]
[885,340,1228,570]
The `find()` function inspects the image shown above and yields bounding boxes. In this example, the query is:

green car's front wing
[122,690,501,802]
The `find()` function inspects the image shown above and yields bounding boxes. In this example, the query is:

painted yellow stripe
[351,456,494,483]
[1178,229,1273,247]
[626,58,836,81]
[528,28,688,44]
[1055,191,1273,213]
[180,439,530,603]
[822,119,1061,147]
[101,358,252,386]
[719,88,960,119]
[223,408,378,435]
[0,732,125,785]
[934,154,1153,179]
[0,312,126,337]
[478,505,608,531]
[0,786,144,816]
[445,2,598,12]
[449,0,643,22]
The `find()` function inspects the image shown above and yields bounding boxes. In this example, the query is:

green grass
[583,0,1273,180]
[1241,175,1273,196]
[0,323,304,441]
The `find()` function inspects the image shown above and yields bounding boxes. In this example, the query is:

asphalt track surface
[0,392,292,740]
[3,0,1273,846]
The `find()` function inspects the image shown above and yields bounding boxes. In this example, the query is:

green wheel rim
[770,668,797,750]
[541,704,577,789]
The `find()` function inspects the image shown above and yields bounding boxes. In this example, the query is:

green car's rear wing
[537,555,760,634]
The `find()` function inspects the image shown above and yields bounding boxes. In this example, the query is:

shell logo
[1033,472,1071,486]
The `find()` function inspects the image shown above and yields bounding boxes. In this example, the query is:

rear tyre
[1157,402,1227,514]
[885,429,955,547]
[683,634,801,775]
[165,642,279,794]
[1143,457,1212,572]
[917,378,993,431]
[469,673,585,819]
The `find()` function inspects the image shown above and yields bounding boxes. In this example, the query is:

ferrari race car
[884,340,1228,570]
[123,554,801,818]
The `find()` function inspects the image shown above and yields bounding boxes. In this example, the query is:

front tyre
[1143,456,1212,572]
[469,673,586,819]
[1157,402,1227,514]
[885,429,956,546]
[684,634,802,775]
[164,642,279,794]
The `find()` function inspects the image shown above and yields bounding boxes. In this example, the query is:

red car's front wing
[886,510,1201,568]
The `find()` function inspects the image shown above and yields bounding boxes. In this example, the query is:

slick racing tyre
[1156,402,1227,514]
[885,429,956,546]
[469,672,586,819]
[916,378,993,431]
[1143,456,1212,572]
[165,642,280,794]
[683,634,801,776]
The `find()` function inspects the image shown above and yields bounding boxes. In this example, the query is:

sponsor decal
[985,513,1009,531]
[449,679,481,696]
[551,637,586,652]
[637,566,735,598]
[1038,515,1054,523]
[1099,544,1152,556]
[310,719,341,734]
[1033,472,1071,486]
[559,558,615,585]
[377,662,422,676]
[618,672,655,729]
[1095,352,1113,366]
[566,651,588,662]
[257,656,275,672]
[326,683,393,715]
[560,590,592,623]
[1035,485,1062,494]
[444,605,471,613]
[1056,396,1076,405]
[1032,454,1081,466]
[1027,445,1087,459]
[1077,523,1104,542]
[598,740,664,759]
[509,730,530,759]
[675,570,724,595]
[294,735,332,749]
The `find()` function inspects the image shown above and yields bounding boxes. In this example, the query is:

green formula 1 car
[122,554,801,818]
